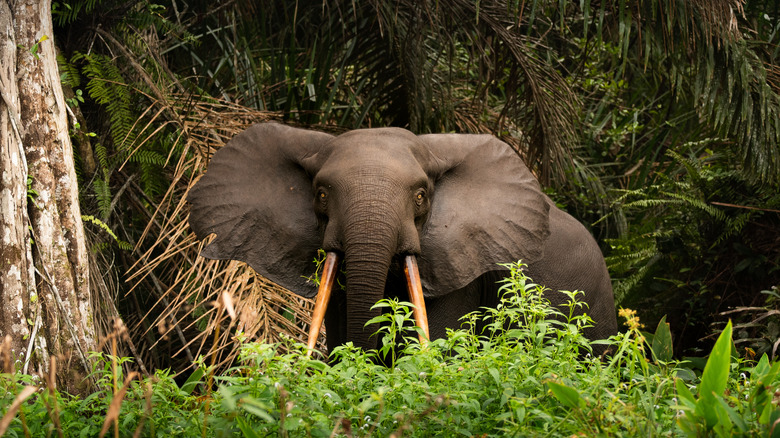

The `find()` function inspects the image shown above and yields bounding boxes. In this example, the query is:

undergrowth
[2,262,779,437]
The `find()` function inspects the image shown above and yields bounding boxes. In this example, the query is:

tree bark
[0,0,95,394]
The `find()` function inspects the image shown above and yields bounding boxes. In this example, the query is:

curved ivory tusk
[404,255,430,345]
[306,252,339,357]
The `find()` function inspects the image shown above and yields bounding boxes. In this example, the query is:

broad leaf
[548,381,582,410]
[675,378,696,408]
[651,315,673,363]
[695,320,733,429]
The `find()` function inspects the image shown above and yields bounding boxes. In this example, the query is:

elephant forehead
[321,139,427,176]
[333,128,426,154]
[337,126,417,142]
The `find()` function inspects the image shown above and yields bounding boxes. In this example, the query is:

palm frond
[124,98,327,370]
[612,0,780,184]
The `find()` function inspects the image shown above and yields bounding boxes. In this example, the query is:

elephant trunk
[342,213,397,351]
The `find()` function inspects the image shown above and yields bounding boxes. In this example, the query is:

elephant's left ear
[417,134,551,295]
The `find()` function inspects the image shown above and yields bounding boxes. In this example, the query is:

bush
[2,262,779,436]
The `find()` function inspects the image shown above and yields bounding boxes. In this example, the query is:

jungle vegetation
[1,0,779,434]
[3,264,780,437]
[47,0,779,367]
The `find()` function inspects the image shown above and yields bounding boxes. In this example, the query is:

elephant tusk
[404,255,430,345]
[306,251,339,357]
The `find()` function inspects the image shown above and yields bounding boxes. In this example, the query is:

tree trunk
[0,0,95,394]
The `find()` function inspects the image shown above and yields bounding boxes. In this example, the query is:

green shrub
[2,262,779,436]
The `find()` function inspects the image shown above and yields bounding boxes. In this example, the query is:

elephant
[187,122,618,355]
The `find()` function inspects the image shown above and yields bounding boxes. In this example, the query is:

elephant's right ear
[187,123,334,298]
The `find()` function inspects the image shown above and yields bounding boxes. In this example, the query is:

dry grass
[124,97,328,374]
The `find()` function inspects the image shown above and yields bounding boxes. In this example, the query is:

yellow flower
[618,307,645,331]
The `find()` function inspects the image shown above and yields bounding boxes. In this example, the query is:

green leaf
[548,381,582,410]
[179,367,204,395]
[365,315,387,327]
[489,368,501,386]
[750,356,780,425]
[695,320,733,429]
[675,378,696,408]
[370,301,392,310]
[240,397,275,422]
[754,353,770,377]
[716,396,746,435]
[218,384,237,411]
[394,313,405,329]
[236,417,264,437]
[699,320,733,395]
[651,315,673,363]
[675,368,697,382]
[769,410,780,438]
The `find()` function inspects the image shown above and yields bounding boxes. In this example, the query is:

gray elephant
[187,122,618,355]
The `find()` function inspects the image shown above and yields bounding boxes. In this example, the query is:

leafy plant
[366,299,423,368]
[604,147,780,355]
[28,35,49,59]
[676,321,735,435]
[673,319,780,437]
[3,264,780,436]
[52,0,102,26]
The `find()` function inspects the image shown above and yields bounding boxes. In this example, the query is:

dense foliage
[2,264,779,436]
[47,0,780,370]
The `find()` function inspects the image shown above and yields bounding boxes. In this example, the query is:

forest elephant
[187,122,618,355]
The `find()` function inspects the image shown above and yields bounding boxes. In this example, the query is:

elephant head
[187,122,554,352]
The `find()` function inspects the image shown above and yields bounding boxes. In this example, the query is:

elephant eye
[415,189,426,206]
[317,189,328,202]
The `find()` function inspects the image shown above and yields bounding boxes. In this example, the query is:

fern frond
[94,143,110,177]
[611,254,663,304]
[138,161,165,197]
[76,52,136,152]
[621,198,686,210]
[129,150,166,166]
[57,54,81,88]
[713,212,753,248]
[666,149,704,184]
[82,214,133,251]
[664,192,727,222]
[92,178,112,219]
[52,0,102,26]
[82,214,118,240]
[605,246,659,268]
[610,187,663,205]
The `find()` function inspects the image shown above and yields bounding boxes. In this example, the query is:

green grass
[2,262,779,437]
